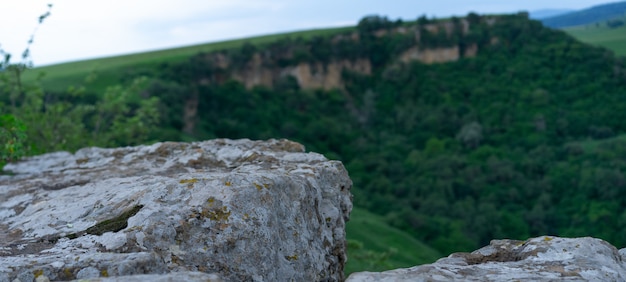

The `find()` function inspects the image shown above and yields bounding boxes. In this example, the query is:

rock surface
[347,236,626,281]
[0,139,353,281]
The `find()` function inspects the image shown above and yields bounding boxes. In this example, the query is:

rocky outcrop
[197,19,481,92]
[229,56,372,90]
[230,53,276,89]
[399,46,463,64]
[0,139,353,281]
[179,19,483,134]
[279,59,372,90]
[347,236,626,281]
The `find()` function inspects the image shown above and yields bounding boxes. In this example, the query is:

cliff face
[225,55,372,90]
[399,46,469,64]
[174,16,498,134]
[195,19,481,91]
[279,59,372,90]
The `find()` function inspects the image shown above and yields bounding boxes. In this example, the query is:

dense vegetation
[5,10,626,272]
[133,13,626,255]
[0,63,161,165]
[542,1,626,28]
[0,4,161,168]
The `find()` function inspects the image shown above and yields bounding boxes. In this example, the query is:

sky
[0,0,615,66]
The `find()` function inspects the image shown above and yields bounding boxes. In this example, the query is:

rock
[0,139,353,281]
[70,271,223,282]
[347,236,626,281]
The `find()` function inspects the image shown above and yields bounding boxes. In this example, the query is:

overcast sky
[0,0,614,66]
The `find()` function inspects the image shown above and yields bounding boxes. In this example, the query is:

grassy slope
[25,26,354,92]
[345,207,441,275]
[564,20,626,57]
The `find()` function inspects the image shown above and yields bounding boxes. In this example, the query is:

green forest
[3,11,626,272]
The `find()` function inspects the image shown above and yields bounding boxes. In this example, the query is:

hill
[541,1,626,28]
[6,11,626,259]
[345,207,441,275]
[564,18,626,56]
[22,26,354,92]
[529,9,573,20]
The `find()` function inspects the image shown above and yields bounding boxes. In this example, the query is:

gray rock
[0,139,353,281]
[347,236,626,281]
[70,271,223,282]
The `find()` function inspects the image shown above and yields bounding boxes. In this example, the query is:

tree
[0,114,27,164]
[0,4,52,167]
[1,3,160,169]
[358,15,395,33]
[456,121,483,149]
[607,19,624,29]
[417,15,430,25]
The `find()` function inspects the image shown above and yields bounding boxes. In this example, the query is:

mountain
[541,1,626,28]
[529,9,574,20]
[8,12,626,258]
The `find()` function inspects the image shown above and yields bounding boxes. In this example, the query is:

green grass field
[344,207,441,276]
[564,20,626,57]
[24,26,354,92]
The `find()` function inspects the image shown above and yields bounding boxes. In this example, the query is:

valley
[4,9,626,276]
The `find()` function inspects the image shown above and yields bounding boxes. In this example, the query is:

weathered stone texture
[0,139,352,281]
[347,236,626,282]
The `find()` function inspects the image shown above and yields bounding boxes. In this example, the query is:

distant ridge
[541,1,626,28]
[529,9,574,20]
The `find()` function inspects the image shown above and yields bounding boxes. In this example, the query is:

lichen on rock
[0,138,353,281]
[347,236,626,281]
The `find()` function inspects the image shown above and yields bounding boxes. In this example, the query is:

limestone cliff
[224,54,372,90]
[172,17,498,134]
[194,18,482,91]
[280,59,372,90]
